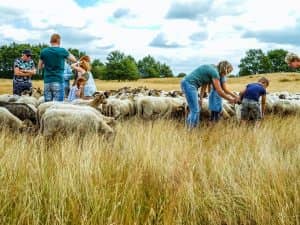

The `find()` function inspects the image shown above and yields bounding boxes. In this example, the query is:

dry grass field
[0,73,299,225]
[1,72,300,94]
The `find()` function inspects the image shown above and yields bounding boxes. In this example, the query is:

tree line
[0,43,297,80]
[238,49,299,76]
[0,43,173,81]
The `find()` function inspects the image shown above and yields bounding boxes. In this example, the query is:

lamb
[0,101,37,124]
[0,107,25,130]
[136,96,186,119]
[272,100,300,115]
[37,101,64,127]
[101,97,135,119]
[40,107,114,137]
[46,104,115,126]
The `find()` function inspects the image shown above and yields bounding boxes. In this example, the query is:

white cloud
[0,0,300,75]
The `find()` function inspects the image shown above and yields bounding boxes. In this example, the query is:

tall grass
[0,116,299,225]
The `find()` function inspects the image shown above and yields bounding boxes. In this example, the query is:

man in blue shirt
[38,33,77,102]
[239,77,269,122]
[13,49,36,95]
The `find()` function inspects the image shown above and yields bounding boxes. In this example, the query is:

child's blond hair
[258,77,269,87]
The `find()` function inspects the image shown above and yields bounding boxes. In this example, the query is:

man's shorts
[241,98,262,121]
[13,79,32,95]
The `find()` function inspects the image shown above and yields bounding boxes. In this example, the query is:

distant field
[1,72,300,94]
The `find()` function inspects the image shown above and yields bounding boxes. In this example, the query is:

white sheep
[273,100,300,115]
[0,107,25,130]
[47,104,115,126]
[16,96,39,107]
[40,107,114,137]
[37,101,65,126]
[101,97,135,119]
[136,96,186,119]
[0,94,20,102]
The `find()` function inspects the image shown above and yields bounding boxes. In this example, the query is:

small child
[239,77,269,123]
[208,76,226,122]
[67,77,86,102]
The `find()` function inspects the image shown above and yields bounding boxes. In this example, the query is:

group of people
[181,52,300,128]
[12,33,300,129]
[13,33,96,102]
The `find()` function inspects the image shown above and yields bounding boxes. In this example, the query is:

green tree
[137,55,160,78]
[267,49,290,72]
[177,72,186,77]
[105,51,139,81]
[0,43,47,79]
[91,59,106,79]
[159,63,173,77]
[68,48,86,59]
[0,43,86,79]
[238,49,271,76]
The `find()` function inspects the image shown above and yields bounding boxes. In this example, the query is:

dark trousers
[13,80,32,95]
[210,111,221,122]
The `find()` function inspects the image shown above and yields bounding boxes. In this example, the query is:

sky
[0,0,300,75]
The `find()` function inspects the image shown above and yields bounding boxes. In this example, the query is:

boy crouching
[239,77,269,124]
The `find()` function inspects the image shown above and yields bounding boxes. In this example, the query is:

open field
[0,73,299,225]
[1,72,300,94]
[0,117,299,225]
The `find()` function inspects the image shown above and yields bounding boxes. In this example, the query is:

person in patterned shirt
[13,49,36,95]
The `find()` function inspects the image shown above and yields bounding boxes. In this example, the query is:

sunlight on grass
[0,116,299,224]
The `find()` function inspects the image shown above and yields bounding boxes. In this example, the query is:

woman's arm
[222,82,238,98]
[212,78,235,103]
[71,62,86,74]
[68,53,77,63]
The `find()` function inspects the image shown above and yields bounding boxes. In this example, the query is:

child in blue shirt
[239,77,269,122]
[208,76,226,122]
[67,77,86,102]
[208,75,237,122]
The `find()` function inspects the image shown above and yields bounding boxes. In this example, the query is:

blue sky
[74,0,100,8]
[0,0,300,75]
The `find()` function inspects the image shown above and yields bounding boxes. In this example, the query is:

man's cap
[22,49,32,56]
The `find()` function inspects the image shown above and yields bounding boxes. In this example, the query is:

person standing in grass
[13,49,36,95]
[180,61,237,129]
[285,52,300,68]
[208,65,238,122]
[239,77,269,124]
[38,33,77,102]
[71,56,96,99]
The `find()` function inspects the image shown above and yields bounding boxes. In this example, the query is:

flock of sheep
[0,86,299,137]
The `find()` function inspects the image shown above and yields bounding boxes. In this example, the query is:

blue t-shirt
[208,76,226,112]
[184,64,220,89]
[68,86,79,101]
[243,83,266,102]
[40,47,69,84]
